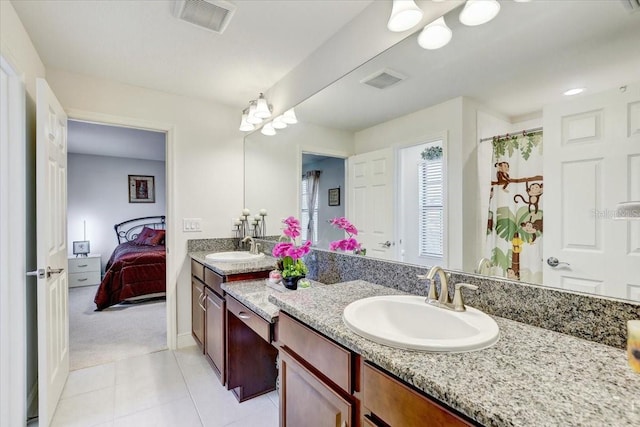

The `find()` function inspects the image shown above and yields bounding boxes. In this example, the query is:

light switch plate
[183,218,202,232]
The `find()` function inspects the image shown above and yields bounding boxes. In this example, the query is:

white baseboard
[177,333,196,349]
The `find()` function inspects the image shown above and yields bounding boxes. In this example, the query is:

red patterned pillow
[133,227,165,246]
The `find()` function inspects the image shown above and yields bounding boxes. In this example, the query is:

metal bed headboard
[114,215,166,244]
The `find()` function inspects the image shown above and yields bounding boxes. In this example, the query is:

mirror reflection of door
[398,140,446,267]
[301,153,346,248]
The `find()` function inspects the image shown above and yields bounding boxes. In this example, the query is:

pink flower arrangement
[272,216,311,278]
[329,217,364,254]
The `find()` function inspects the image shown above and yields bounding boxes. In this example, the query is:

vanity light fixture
[418,17,452,50]
[387,0,424,32]
[261,121,276,136]
[281,108,298,124]
[238,109,255,132]
[272,115,288,129]
[459,0,501,27]
[563,88,585,96]
[614,201,640,220]
[254,93,272,119]
[246,100,263,125]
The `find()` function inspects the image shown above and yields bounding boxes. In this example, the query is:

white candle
[242,208,250,216]
[234,219,241,225]
[259,209,267,216]
[254,214,261,221]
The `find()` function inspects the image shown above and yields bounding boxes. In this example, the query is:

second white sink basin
[343,295,499,352]
[205,251,264,263]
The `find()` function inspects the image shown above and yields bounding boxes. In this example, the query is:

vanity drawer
[363,362,472,427]
[226,295,271,343]
[278,312,352,394]
[69,271,101,287]
[191,259,205,282]
[204,267,224,296]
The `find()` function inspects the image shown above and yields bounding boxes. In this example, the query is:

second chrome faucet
[417,266,478,312]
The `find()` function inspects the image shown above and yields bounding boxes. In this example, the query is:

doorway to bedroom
[66,119,168,371]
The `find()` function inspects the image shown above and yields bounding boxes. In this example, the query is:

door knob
[547,257,570,268]
[26,267,64,279]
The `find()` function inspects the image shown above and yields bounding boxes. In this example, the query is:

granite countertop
[222,278,327,323]
[190,251,277,276]
[268,280,640,427]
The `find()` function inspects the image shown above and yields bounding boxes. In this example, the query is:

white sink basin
[343,295,499,352]
[205,251,265,263]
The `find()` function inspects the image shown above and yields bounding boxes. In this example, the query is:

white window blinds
[418,159,444,258]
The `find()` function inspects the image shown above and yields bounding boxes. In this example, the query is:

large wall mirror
[245,1,640,302]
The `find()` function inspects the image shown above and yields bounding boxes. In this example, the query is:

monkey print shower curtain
[484,131,543,284]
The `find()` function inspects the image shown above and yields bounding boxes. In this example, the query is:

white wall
[0,1,46,420]
[303,157,345,248]
[67,154,166,271]
[46,68,244,347]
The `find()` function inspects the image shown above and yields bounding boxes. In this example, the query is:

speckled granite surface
[187,238,238,252]
[269,280,640,427]
[190,251,276,276]
[304,249,640,349]
[222,278,327,323]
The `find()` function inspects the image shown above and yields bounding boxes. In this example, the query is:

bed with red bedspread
[94,217,166,311]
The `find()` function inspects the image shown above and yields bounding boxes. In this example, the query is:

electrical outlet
[183,218,202,232]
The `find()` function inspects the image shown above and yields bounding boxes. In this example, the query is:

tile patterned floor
[45,347,279,427]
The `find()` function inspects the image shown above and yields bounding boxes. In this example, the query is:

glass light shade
[272,115,288,129]
[282,108,298,124]
[246,102,263,125]
[387,0,424,32]
[614,201,640,220]
[459,0,501,26]
[261,122,276,136]
[417,17,452,50]
[254,93,272,119]
[239,113,255,132]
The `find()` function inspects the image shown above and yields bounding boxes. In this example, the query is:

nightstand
[68,254,101,287]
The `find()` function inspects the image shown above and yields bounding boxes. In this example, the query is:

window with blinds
[301,178,318,243]
[418,158,444,258]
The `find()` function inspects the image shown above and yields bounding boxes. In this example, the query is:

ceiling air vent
[173,0,236,34]
[360,69,407,90]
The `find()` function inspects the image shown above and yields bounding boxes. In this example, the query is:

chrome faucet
[418,266,478,312]
[241,236,258,254]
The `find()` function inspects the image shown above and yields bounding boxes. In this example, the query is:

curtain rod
[479,126,543,143]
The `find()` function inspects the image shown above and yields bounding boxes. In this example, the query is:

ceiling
[297,0,640,131]
[11,0,374,109]
[68,120,166,161]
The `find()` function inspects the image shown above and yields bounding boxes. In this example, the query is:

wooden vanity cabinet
[205,286,225,383]
[191,278,206,349]
[226,296,278,402]
[361,362,474,427]
[277,312,356,427]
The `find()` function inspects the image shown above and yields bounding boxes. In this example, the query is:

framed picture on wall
[72,240,90,257]
[328,187,340,206]
[128,175,155,203]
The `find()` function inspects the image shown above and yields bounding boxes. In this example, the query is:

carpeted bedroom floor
[69,285,167,371]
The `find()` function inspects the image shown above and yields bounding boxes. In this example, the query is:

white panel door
[35,78,69,426]
[347,148,395,260]
[543,84,640,300]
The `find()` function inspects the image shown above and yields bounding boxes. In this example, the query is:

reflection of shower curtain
[305,170,321,240]
[484,132,543,283]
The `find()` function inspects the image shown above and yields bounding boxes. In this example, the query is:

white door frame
[1,55,27,427]
[65,108,177,349]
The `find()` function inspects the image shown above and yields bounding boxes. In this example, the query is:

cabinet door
[191,278,205,350]
[280,349,352,427]
[205,287,225,384]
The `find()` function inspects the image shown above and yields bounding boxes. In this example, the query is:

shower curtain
[484,131,543,284]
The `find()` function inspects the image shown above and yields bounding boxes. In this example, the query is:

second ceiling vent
[173,0,236,34]
[360,69,407,90]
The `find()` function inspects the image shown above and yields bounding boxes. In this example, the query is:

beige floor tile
[62,362,116,399]
[113,396,202,427]
[51,387,115,427]
[114,369,189,417]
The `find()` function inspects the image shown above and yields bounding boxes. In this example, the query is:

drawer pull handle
[238,311,251,320]
[78,278,87,282]
[77,264,88,268]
